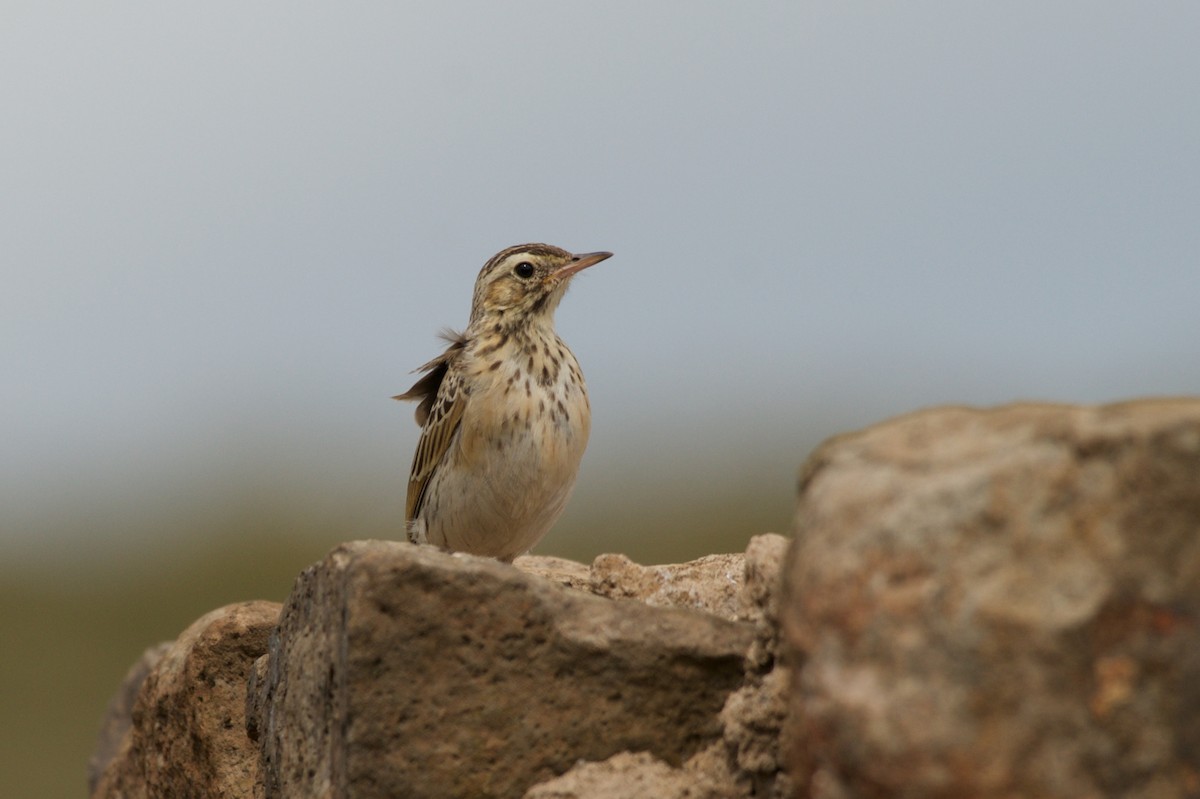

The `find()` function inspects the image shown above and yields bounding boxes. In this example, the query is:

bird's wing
[394,332,469,523]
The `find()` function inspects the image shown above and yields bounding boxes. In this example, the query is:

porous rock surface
[87,641,171,795]
[516,550,746,621]
[89,398,1200,799]
[517,536,795,798]
[521,750,727,799]
[247,541,763,799]
[90,538,791,799]
[781,399,1200,798]
[91,600,281,799]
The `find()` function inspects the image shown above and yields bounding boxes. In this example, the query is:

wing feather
[394,332,469,523]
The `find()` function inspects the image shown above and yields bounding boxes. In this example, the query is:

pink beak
[551,250,613,281]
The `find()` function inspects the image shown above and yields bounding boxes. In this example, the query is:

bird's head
[469,243,611,328]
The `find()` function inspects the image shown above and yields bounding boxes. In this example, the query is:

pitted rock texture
[87,641,171,795]
[249,541,756,799]
[780,400,1200,799]
[88,400,1200,799]
[522,750,727,799]
[720,533,795,799]
[519,533,795,799]
[517,550,749,622]
[90,601,281,799]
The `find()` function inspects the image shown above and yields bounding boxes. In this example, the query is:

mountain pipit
[395,243,611,561]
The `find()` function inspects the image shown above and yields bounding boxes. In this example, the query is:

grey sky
[3,3,1198,560]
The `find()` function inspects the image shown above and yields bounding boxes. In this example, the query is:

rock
[514,554,593,591]
[780,400,1200,798]
[738,533,789,671]
[90,600,281,799]
[721,666,792,789]
[522,751,726,799]
[249,541,755,799]
[516,549,751,623]
[518,535,795,798]
[87,641,171,795]
[720,533,794,798]
[587,552,745,621]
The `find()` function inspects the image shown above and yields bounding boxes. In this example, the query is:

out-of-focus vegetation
[0,474,790,799]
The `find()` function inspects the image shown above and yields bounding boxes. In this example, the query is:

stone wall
[90,400,1200,798]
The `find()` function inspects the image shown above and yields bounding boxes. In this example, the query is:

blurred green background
[5,3,1200,797]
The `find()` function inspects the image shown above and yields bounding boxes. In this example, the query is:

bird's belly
[422,377,590,560]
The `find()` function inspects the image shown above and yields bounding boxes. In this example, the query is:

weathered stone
[781,400,1200,798]
[91,601,281,799]
[514,553,593,591]
[518,549,751,623]
[719,533,794,798]
[518,535,795,799]
[522,751,727,799]
[519,535,795,799]
[722,666,791,783]
[589,552,745,621]
[87,641,171,795]
[739,534,789,622]
[682,739,743,796]
[250,540,755,799]
[739,533,789,671]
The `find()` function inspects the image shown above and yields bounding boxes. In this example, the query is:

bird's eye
[514,262,535,279]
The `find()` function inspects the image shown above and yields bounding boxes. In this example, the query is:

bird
[394,243,612,561]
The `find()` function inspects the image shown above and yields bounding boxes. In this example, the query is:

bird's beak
[550,251,613,282]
